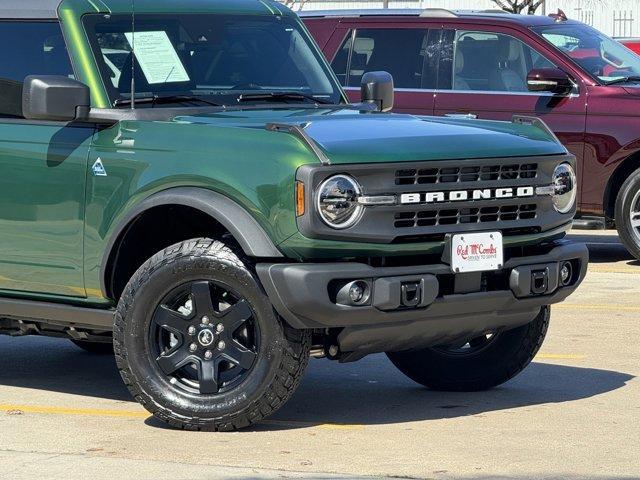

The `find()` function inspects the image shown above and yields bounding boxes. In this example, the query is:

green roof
[2,0,292,19]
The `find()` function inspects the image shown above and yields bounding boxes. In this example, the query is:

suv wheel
[386,306,549,391]
[615,169,640,260]
[114,238,310,431]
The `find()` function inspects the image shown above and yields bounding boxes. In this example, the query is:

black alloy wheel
[149,280,259,395]
[431,333,499,357]
[114,239,311,431]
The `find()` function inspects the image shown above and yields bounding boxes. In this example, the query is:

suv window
[83,14,342,106]
[533,23,640,82]
[332,28,439,89]
[445,30,556,92]
[0,22,74,118]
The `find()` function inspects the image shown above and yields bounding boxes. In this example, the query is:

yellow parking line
[587,267,640,274]
[0,404,148,418]
[0,404,363,430]
[536,353,585,360]
[316,423,364,431]
[554,303,640,312]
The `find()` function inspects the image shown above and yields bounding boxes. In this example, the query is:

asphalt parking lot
[0,230,638,480]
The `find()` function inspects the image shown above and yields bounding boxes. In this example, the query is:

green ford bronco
[0,0,588,430]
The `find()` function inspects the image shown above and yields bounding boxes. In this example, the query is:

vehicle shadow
[263,355,634,429]
[567,231,639,265]
[0,336,633,431]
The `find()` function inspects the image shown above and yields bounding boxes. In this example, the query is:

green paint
[0,0,569,307]
[59,0,111,107]
[0,123,93,297]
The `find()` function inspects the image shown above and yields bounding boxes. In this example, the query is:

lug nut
[201,316,210,325]
[216,323,224,333]
[189,343,198,352]
[204,350,213,360]
[217,340,226,350]
[188,326,196,335]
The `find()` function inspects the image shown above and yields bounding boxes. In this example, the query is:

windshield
[83,14,343,106]
[532,23,640,84]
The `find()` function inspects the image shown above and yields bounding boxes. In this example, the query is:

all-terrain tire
[615,169,640,260]
[113,238,311,431]
[70,339,113,354]
[386,306,550,391]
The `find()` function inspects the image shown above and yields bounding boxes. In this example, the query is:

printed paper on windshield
[124,31,190,85]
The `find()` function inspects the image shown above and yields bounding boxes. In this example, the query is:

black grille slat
[394,204,538,229]
[392,161,541,232]
[395,163,538,185]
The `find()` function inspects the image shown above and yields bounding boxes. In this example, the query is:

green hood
[176,108,566,164]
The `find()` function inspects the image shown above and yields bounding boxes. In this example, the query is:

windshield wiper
[114,94,223,108]
[236,91,334,105]
[602,76,640,85]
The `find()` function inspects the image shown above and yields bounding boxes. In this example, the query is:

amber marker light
[296,181,306,217]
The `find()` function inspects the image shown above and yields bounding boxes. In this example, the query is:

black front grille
[395,163,538,185]
[296,154,570,244]
[394,203,538,229]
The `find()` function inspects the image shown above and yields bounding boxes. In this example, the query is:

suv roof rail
[297,8,457,18]
[419,8,458,18]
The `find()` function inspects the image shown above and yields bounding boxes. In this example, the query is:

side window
[330,31,353,86]
[0,21,74,118]
[450,30,557,92]
[332,28,438,89]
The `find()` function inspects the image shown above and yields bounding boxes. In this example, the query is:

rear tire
[615,169,640,260]
[113,238,311,431]
[386,306,550,391]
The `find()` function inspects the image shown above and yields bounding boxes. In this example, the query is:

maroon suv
[303,9,640,259]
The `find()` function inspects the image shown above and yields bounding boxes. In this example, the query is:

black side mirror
[526,68,574,94]
[22,75,90,122]
[361,71,394,112]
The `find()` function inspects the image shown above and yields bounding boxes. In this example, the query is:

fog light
[336,280,371,306]
[349,283,365,303]
[560,262,573,286]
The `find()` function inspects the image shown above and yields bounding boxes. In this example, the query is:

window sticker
[124,31,190,85]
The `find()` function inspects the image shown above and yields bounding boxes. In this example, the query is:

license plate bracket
[450,231,504,274]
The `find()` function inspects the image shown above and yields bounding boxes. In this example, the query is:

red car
[303,9,640,259]
[619,38,640,55]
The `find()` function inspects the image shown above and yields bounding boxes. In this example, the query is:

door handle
[445,113,478,119]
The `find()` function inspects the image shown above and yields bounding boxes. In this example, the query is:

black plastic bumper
[256,241,588,360]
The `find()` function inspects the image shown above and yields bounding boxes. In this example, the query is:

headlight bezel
[315,174,364,229]
[552,162,577,214]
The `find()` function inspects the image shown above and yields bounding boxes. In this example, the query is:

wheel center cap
[198,329,215,347]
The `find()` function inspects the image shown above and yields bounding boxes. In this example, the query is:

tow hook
[531,269,549,295]
[401,281,422,307]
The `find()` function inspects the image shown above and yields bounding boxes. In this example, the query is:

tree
[280,0,310,10]
[490,0,546,14]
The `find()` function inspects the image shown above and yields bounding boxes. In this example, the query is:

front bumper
[256,241,588,361]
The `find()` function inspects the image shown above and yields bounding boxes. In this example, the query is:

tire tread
[113,238,310,431]
[387,307,550,392]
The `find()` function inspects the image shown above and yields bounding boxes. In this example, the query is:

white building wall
[287,0,640,38]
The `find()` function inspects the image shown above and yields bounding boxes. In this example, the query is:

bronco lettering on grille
[400,186,535,205]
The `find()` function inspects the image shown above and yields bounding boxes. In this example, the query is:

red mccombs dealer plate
[451,231,503,273]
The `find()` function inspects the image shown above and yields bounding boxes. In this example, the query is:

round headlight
[316,174,363,229]
[552,163,577,214]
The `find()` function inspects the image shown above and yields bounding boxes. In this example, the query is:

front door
[434,26,588,209]
[0,21,91,297]
[326,25,439,115]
